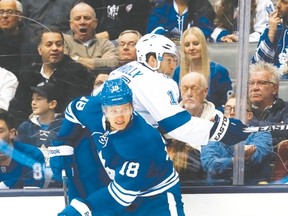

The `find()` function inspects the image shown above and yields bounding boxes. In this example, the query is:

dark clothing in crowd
[9,55,93,126]
[250,98,288,146]
[85,0,151,40]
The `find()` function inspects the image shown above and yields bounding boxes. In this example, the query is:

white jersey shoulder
[94,61,213,149]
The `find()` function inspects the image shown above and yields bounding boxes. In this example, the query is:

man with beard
[180,72,222,122]
[9,28,93,126]
[251,0,288,79]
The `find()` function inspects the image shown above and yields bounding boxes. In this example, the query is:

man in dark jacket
[248,61,288,145]
[9,28,94,126]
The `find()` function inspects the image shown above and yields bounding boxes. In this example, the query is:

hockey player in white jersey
[55,78,185,215]
[92,33,249,148]
[49,34,249,214]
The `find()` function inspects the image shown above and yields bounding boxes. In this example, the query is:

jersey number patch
[119,161,139,178]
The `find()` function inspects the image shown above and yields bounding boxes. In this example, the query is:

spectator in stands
[249,61,288,144]
[167,72,222,182]
[248,61,288,180]
[16,83,63,188]
[117,30,142,66]
[251,0,288,79]
[64,2,118,71]
[146,0,215,44]
[173,27,233,110]
[211,0,274,43]
[84,0,151,40]
[201,95,273,185]
[0,67,18,111]
[0,0,35,78]
[180,72,222,120]
[9,28,93,126]
[93,73,109,91]
[0,109,45,189]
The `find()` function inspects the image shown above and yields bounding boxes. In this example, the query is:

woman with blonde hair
[173,26,233,109]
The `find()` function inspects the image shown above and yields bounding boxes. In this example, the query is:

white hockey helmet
[135,33,178,71]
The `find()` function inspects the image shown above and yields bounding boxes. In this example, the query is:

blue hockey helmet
[100,78,133,107]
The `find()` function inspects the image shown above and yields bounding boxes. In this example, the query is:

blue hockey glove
[58,199,92,216]
[209,115,249,145]
[48,145,74,180]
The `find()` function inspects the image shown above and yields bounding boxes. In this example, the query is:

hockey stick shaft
[62,169,69,207]
[244,124,288,133]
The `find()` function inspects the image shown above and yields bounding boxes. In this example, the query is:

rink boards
[0,186,288,216]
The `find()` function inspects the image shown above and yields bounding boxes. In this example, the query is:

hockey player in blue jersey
[54,78,185,215]
[0,109,45,189]
[49,34,249,213]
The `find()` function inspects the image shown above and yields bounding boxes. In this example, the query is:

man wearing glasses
[248,61,288,131]
[201,94,273,185]
[0,0,35,78]
[249,61,288,180]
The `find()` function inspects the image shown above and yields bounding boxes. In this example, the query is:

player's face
[277,0,288,19]
[159,53,177,77]
[118,32,138,62]
[70,4,97,42]
[0,1,21,31]
[183,33,202,61]
[105,103,132,131]
[181,76,207,115]
[0,120,15,161]
[38,32,64,65]
[31,93,56,116]
[248,70,278,110]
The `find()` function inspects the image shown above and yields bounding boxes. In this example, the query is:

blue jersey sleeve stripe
[108,181,139,206]
[65,103,82,125]
[158,110,191,133]
[140,169,179,197]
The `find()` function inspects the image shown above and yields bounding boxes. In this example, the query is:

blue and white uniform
[59,95,184,215]
[93,61,213,150]
[0,141,45,189]
[251,23,288,79]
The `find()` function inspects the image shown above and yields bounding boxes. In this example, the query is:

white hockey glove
[209,115,249,145]
[48,145,74,180]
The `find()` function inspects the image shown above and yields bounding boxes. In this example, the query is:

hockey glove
[58,199,92,216]
[48,145,74,180]
[209,115,249,145]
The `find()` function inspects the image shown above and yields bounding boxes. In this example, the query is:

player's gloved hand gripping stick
[209,115,249,145]
[48,145,74,206]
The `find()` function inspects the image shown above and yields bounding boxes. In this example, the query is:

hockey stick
[62,169,69,206]
[243,124,288,133]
